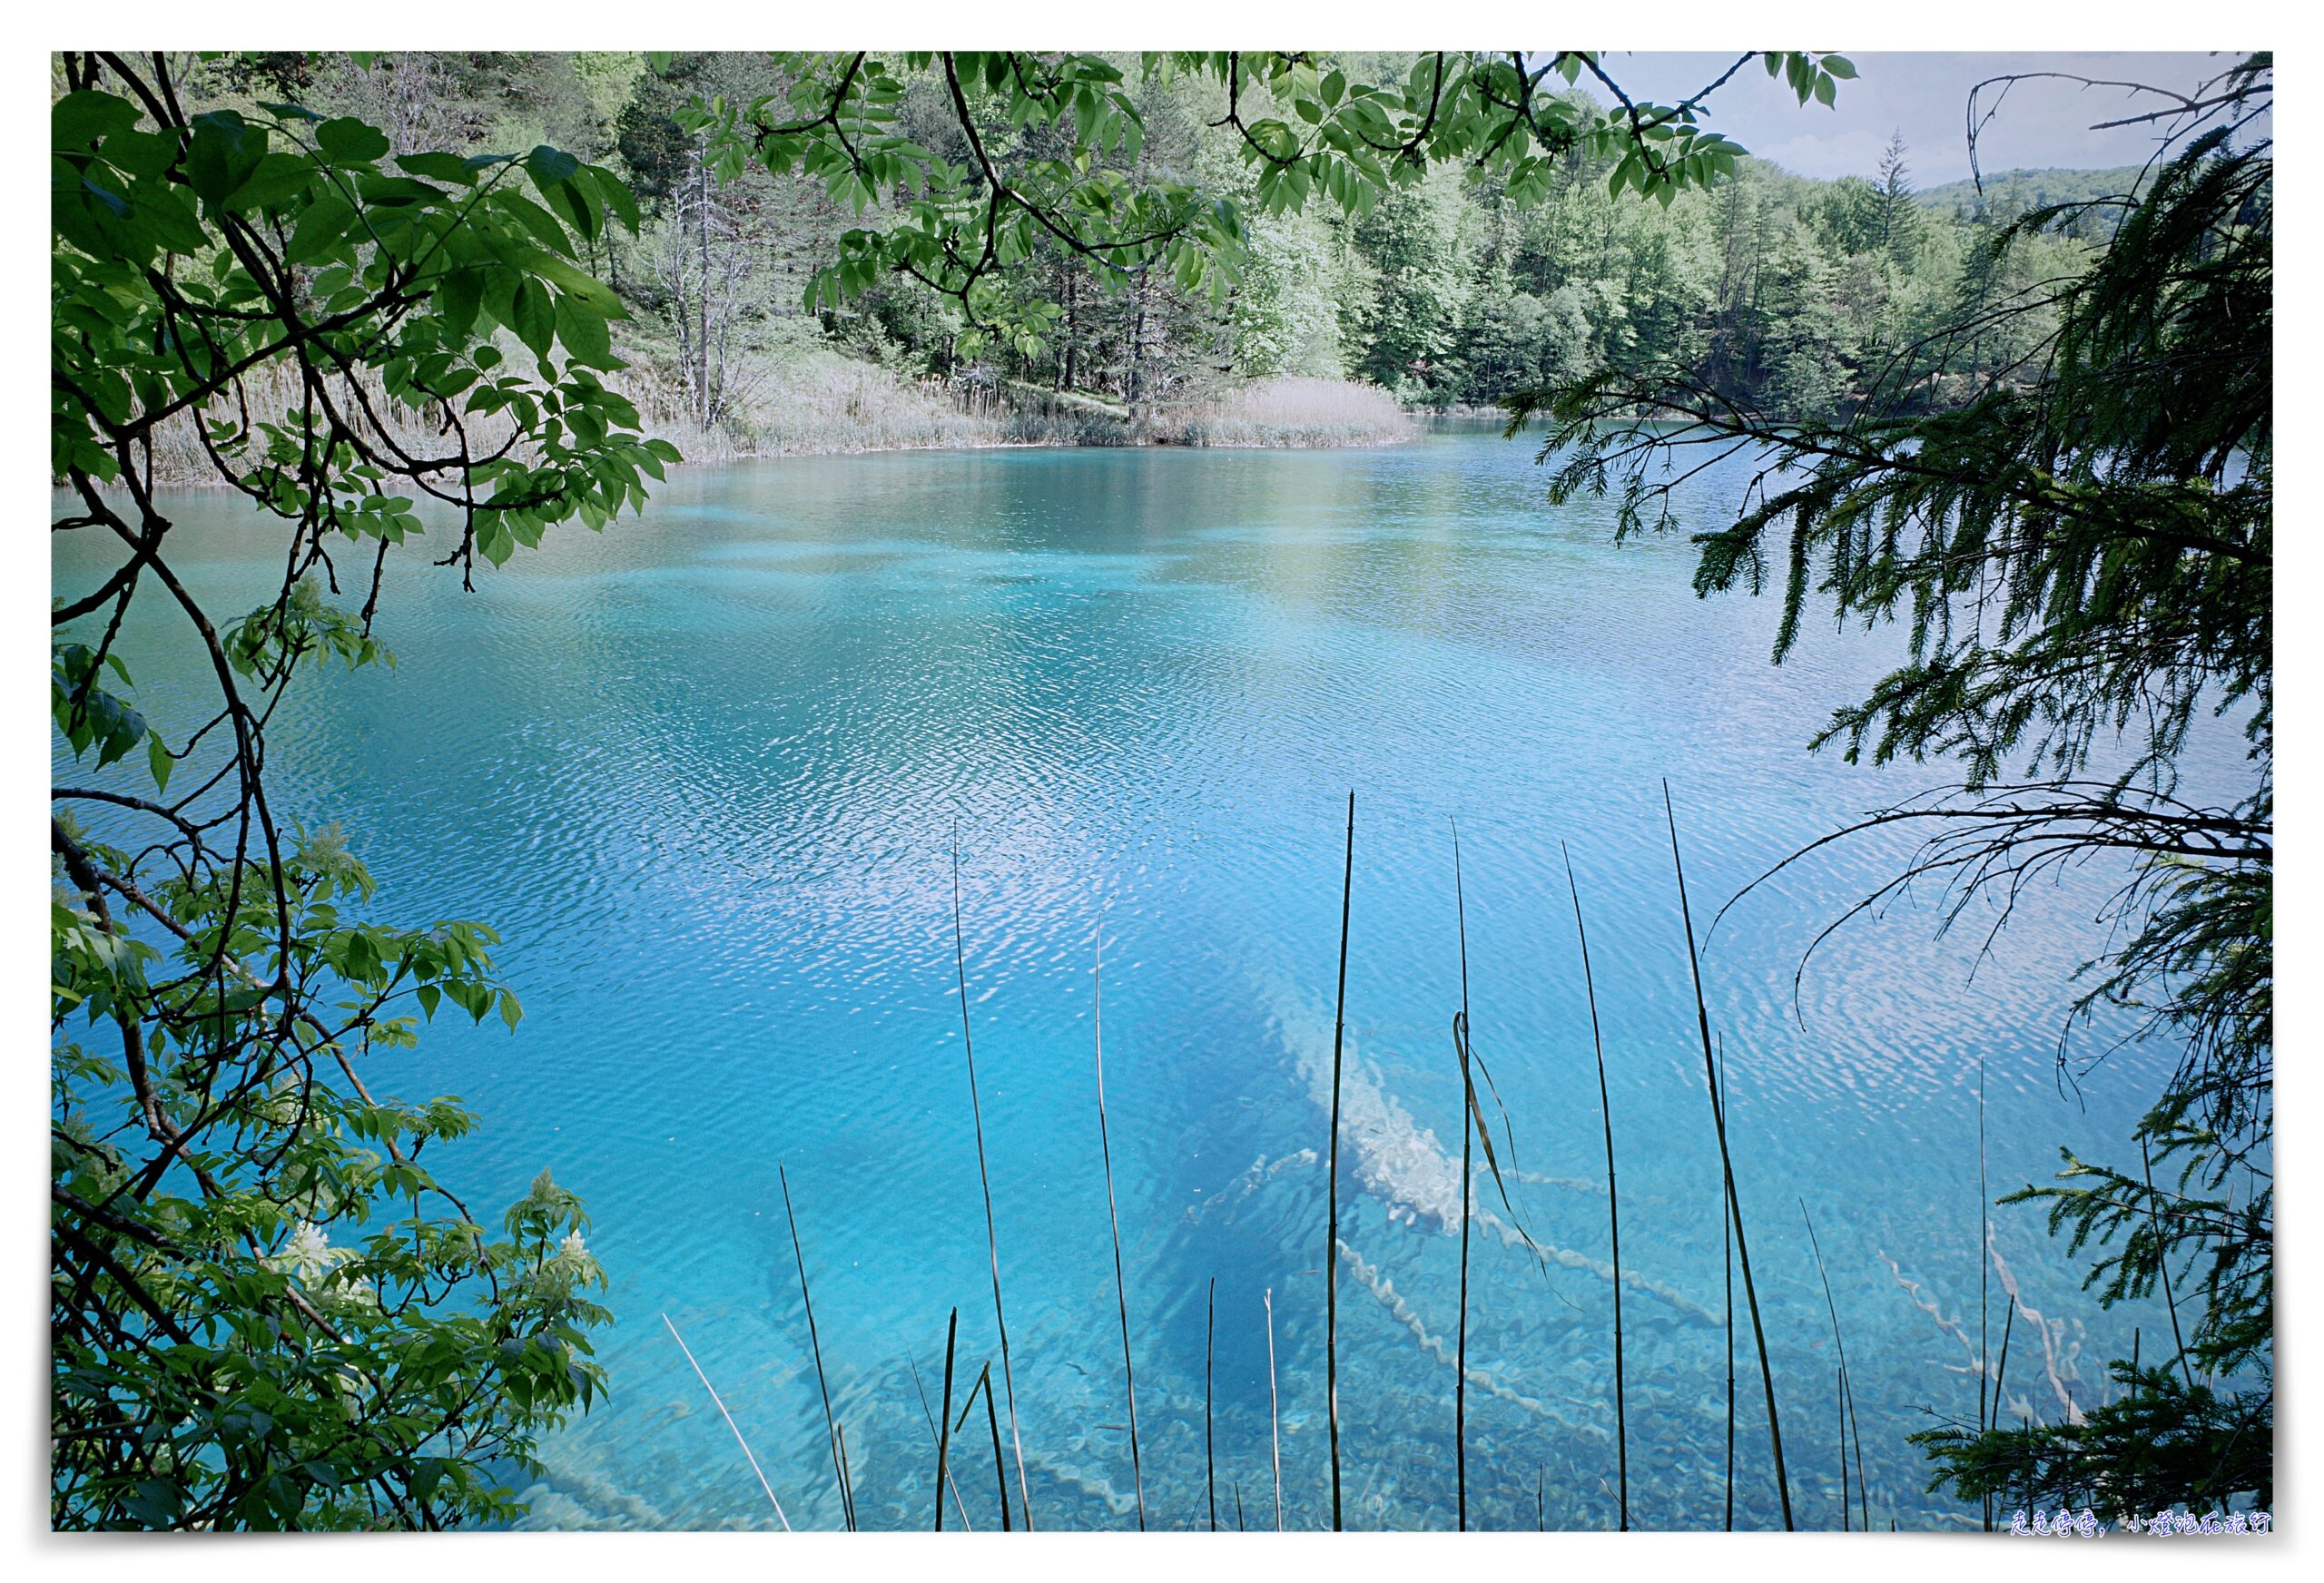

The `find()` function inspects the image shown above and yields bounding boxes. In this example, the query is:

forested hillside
[1916,164,2146,235]
[171,52,2115,452]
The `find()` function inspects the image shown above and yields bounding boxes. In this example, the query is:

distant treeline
[1914,164,2146,229]
[192,52,2134,434]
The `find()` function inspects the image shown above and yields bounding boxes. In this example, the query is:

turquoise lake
[54,424,2221,1530]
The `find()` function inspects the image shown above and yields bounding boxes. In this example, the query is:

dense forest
[188,50,2110,451]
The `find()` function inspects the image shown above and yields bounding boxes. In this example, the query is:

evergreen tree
[1876,128,1921,264]
[1524,56,2273,1517]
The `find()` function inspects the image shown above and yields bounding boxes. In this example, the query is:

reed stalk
[1664,782,1792,1530]
[835,1421,856,1533]
[779,1165,852,1531]
[1265,1284,1285,1531]
[1091,929,1145,1529]
[661,1313,793,1531]
[985,1366,1013,1534]
[951,821,1034,1526]
[1835,1365,1848,1531]
[1452,820,1475,1533]
[1324,790,1354,1532]
[1562,842,1626,1530]
[984,1370,1011,1532]
[1206,1275,1218,1532]
[1721,1037,1735,1532]
[908,1352,973,1529]
[1236,1481,1246,1531]
[954,1362,1013,1531]
[1846,1364,1867,1529]
[1799,1199,1866,1530]
[1994,1297,2016,1432]
[934,1307,959,1532]
[1979,1059,1991,1532]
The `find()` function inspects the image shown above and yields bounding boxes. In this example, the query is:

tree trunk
[695,147,713,427]
[1126,264,1150,424]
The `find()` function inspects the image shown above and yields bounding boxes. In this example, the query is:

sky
[1605,52,2269,186]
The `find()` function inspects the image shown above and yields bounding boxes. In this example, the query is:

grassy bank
[632,345,1417,463]
[126,340,1416,489]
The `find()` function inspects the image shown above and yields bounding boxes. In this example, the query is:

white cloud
[1752,129,1900,183]
[1605,51,2269,185]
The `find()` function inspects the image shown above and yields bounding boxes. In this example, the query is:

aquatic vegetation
[661,1313,792,1532]
[675,795,1951,1532]
[1669,782,1795,1529]
[1091,929,1147,1528]
[1324,791,1355,1530]
[780,1165,854,1530]
[1562,842,1628,1529]
[950,823,1036,1525]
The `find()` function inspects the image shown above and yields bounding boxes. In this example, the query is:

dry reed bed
[1142,377,1418,449]
[122,352,1414,488]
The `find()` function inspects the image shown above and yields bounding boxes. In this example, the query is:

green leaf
[186,112,265,203]
[131,188,210,256]
[286,196,356,264]
[71,172,128,220]
[436,268,485,339]
[526,251,624,318]
[477,518,516,568]
[315,117,391,165]
[53,91,140,151]
[355,173,444,207]
[494,191,577,259]
[525,145,581,191]
[399,151,479,185]
[146,732,172,794]
[508,280,556,361]
[101,128,176,179]
[586,164,641,232]
[225,151,314,213]
[543,175,602,245]
[554,295,615,369]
